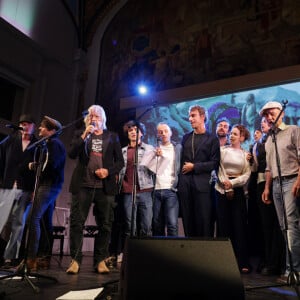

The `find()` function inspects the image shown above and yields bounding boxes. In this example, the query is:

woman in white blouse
[215,124,251,274]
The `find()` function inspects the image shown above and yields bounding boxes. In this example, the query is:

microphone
[82,110,89,116]
[86,122,95,140]
[6,124,23,131]
[156,136,161,147]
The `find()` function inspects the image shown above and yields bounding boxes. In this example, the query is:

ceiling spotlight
[138,84,148,95]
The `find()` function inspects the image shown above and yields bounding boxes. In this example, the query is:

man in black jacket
[66,105,124,274]
[177,105,220,237]
[21,115,66,272]
[0,114,37,268]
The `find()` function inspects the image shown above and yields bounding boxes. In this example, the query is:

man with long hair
[66,105,124,274]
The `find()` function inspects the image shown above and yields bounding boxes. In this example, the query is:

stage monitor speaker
[119,237,245,300]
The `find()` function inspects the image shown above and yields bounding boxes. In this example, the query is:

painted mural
[99,0,300,105]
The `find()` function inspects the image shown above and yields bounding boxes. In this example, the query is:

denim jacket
[119,142,154,191]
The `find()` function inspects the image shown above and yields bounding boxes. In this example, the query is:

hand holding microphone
[85,122,96,140]
[156,136,162,156]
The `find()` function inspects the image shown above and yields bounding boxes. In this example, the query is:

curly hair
[232,124,250,141]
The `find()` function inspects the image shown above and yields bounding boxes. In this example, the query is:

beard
[217,132,227,138]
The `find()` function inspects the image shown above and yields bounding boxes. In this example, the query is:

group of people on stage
[0,100,299,282]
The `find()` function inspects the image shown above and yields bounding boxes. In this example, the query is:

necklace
[192,131,195,160]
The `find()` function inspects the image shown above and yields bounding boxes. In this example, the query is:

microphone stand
[27,112,87,151]
[0,135,10,145]
[0,139,57,293]
[0,127,21,145]
[130,102,156,237]
[245,100,300,298]
[0,112,87,293]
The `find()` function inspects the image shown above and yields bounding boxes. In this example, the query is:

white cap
[259,101,282,116]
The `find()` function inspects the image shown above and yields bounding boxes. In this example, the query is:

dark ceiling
[62,0,121,50]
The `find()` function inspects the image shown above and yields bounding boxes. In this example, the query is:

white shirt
[155,143,175,190]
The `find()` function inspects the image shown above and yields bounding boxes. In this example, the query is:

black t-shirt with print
[82,133,103,188]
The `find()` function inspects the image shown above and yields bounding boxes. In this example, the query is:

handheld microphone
[86,122,95,140]
[156,136,161,147]
[248,145,254,165]
[6,124,23,131]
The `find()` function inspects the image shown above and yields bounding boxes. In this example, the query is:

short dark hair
[216,117,230,126]
[123,120,146,137]
[216,117,231,130]
[41,116,62,131]
[189,105,207,122]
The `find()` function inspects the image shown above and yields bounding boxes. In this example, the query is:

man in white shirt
[152,122,181,236]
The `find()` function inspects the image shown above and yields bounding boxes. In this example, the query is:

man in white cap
[260,100,300,282]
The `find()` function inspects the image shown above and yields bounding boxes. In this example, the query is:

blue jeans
[4,190,32,259]
[273,177,300,273]
[69,188,115,266]
[153,189,179,236]
[27,185,61,259]
[38,203,56,257]
[123,192,153,237]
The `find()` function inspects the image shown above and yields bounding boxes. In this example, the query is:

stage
[0,253,298,300]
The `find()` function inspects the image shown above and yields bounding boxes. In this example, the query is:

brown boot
[105,256,117,269]
[37,256,51,270]
[97,260,110,274]
[16,259,37,272]
[26,258,38,272]
[66,259,80,274]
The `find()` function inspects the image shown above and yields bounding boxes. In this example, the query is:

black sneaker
[1,260,13,269]
[261,267,281,276]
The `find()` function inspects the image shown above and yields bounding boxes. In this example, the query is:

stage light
[138,84,148,95]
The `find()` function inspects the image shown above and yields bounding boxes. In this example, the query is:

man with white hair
[66,105,124,275]
[260,101,300,282]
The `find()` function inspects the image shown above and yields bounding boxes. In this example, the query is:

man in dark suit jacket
[177,105,220,237]
[66,105,124,275]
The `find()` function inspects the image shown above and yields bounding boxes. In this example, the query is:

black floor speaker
[119,237,245,300]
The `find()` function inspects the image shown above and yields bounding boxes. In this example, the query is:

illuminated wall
[0,0,38,36]
[0,0,81,218]
[0,0,77,65]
